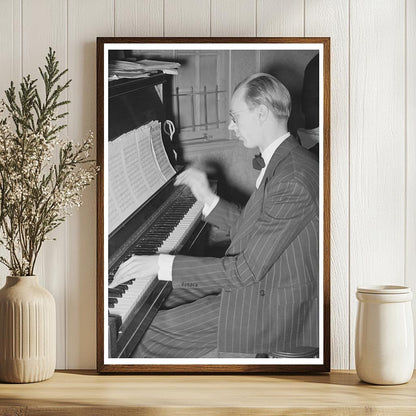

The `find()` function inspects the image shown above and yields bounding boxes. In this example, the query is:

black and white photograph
[97,38,330,373]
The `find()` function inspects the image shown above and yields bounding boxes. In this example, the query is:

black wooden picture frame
[97,37,330,374]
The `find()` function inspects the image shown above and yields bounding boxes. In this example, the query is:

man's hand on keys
[109,255,159,289]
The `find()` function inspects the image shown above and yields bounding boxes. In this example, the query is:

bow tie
[252,153,265,170]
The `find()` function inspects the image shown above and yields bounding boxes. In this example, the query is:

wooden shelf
[0,370,415,415]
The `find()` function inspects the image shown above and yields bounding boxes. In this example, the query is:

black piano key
[147,231,170,236]
[133,242,158,249]
[146,230,171,236]
[139,238,163,244]
[135,242,160,249]
[132,249,158,255]
[109,288,123,297]
[108,298,118,306]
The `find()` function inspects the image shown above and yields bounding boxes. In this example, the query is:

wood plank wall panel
[349,0,406,368]
[211,0,256,37]
[66,0,114,370]
[0,0,414,370]
[257,0,304,37]
[115,0,163,36]
[406,0,416,365]
[164,0,210,37]
[305,0,350,369]
[0,0,21,101]
[0,0,13,100]
[22,0,68,369]
[0,0,21,288]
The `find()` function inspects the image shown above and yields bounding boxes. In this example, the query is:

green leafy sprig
[0,48,96,276]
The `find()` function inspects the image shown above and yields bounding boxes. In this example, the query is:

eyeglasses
[229,108,252,124]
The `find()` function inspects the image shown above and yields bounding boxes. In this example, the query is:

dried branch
[0,49,97,276]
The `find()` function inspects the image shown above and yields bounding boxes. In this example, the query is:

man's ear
[257,104,269,124]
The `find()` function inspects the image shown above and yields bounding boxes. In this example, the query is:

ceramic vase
[0,276,56,383]
[355,285,414,385]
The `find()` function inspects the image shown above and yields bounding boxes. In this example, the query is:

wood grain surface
[257,0,304,37]
[115,0,164,37]
[406,0,416,367]
[211,0,256,37]
[165,0,211,37]
[22,0,68,369]
[349,0,406,369]
[0,371,415,415]
[67,0,113,370]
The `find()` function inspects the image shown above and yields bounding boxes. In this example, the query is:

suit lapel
[227,135,297,251]
[260,135,297,189]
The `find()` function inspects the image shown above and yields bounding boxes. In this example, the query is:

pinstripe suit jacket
[172,136,319,354]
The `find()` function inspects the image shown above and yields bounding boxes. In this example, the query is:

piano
[107,73,208,358]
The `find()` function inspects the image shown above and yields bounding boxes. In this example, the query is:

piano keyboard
[108,189,204,340]
[109,276,157,323]
[157,197,203,253]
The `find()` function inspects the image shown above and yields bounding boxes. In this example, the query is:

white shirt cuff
[202,195,220,217]
[157,254,174,281]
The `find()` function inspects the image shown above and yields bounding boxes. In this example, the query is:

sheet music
[121,130,150,198]
[108,137,137,229]
[108,191,123,233]
[108,121,176,234]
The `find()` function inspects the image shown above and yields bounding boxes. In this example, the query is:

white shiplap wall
[0,0,414,370]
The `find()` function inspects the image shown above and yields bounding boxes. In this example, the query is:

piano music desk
[0,370,415,415]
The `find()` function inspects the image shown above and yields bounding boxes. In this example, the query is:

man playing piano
[112,73,319,358]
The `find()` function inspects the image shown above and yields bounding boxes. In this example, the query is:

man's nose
[228,119,236,131]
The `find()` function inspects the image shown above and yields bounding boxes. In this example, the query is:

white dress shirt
[158,132,291,281]
[255,132,290,188]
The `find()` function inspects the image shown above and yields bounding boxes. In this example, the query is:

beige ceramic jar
[355,285,414,385]
[0,276,56,383]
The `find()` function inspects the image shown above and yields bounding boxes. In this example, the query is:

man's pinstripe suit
[135,135,319,357]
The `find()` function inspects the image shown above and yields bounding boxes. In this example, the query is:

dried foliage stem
[0,48,96,276]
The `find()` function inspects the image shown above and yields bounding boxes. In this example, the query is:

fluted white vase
[0,276,56,383]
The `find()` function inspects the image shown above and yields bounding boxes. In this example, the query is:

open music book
[108,121,176,234]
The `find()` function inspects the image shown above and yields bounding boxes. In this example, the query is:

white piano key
[111,274,157,322]
[157,200,203,253]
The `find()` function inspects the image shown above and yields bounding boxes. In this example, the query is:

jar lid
[357,285,411,294]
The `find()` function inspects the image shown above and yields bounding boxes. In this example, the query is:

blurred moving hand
[174,167,216,206]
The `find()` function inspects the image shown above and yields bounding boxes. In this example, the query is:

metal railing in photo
[172,85,227,138]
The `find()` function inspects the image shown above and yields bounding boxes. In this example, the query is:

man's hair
[235,73,291,119]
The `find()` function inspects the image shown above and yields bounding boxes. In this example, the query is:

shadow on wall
[261,49,319,136]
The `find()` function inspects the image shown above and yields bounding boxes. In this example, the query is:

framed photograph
[97,37,330,373]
